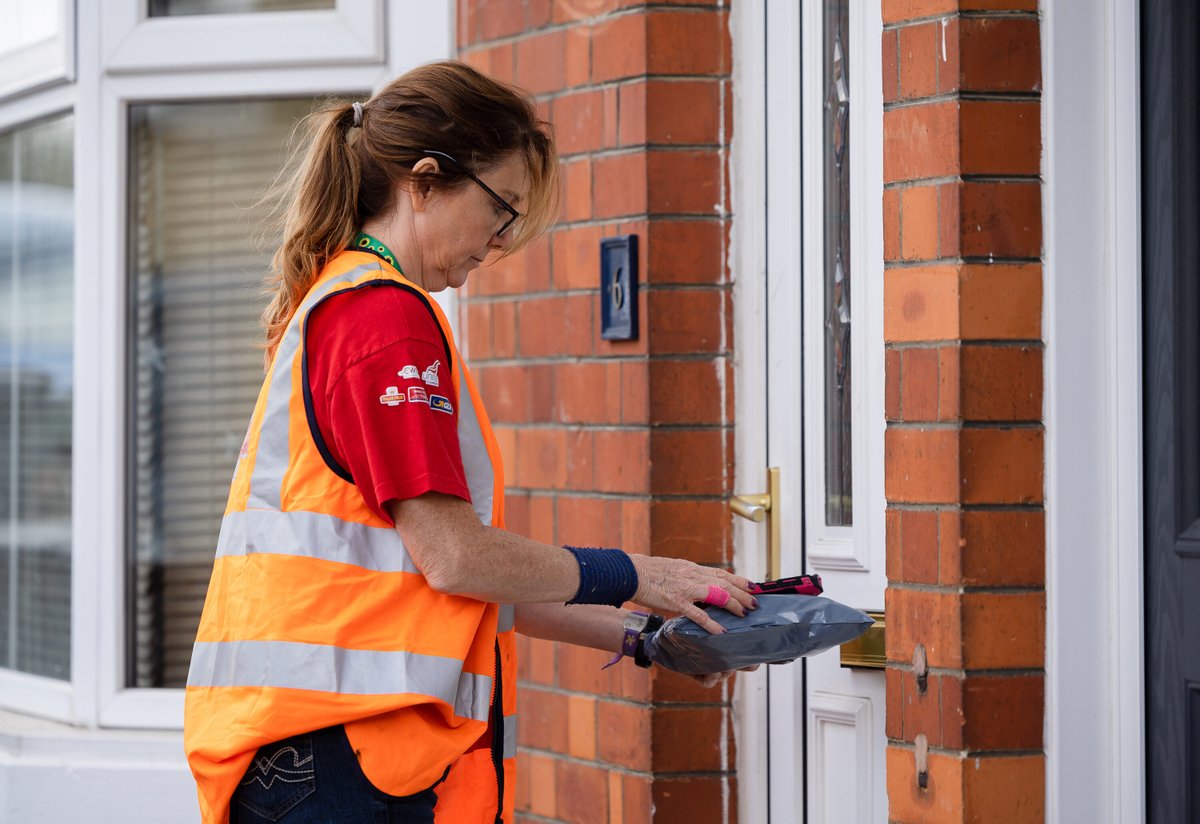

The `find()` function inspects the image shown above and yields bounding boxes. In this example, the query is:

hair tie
[351,101,364,128]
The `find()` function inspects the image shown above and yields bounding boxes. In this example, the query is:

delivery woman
[184,60,755,824]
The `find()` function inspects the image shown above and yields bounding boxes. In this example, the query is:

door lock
[731,467,782,579]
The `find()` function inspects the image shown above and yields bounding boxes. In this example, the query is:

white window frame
[89,0,452,730]
[94,70,385,730]
[1044,0,1145,820]
[101,0,386,74]
[799,0,885,574]
[0,87,78,723]
[0,0,75,103]
[0,0,452,731]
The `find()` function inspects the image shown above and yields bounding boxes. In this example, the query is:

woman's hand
[687,665,761,689]
[629,554,757,634]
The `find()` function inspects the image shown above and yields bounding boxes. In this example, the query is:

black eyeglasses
[421,149,521,238]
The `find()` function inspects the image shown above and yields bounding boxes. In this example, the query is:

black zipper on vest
[491,640,504,824]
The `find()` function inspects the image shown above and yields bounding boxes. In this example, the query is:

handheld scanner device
[748,574,823,597]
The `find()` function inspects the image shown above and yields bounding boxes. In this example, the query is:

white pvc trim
[0,0,74,103]
[1043,0,1144,820]
[101,0,385,74]
[729,0,769,821]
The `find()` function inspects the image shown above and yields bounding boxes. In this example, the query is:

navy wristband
[563,546,638,607]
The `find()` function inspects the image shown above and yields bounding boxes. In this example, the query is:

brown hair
[261,60,559,362]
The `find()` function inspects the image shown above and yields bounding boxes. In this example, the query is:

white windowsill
[0,707,185,762]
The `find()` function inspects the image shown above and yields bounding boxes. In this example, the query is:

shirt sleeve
[304,282,470,524]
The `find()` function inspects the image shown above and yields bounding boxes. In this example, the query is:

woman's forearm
[389,491,756,635]
[514,602,627,652]
[389,493,582,603]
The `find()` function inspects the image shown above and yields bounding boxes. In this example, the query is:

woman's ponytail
[261,102,361,365]
[259,61,560,368]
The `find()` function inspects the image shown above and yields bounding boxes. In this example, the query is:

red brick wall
[457,2,736,822]
[881,2,1045,822]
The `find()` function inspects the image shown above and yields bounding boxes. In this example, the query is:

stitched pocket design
[236,735,317,821]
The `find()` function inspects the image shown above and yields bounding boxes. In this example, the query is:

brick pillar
[881,3,1045,822]
[457,2,735,822]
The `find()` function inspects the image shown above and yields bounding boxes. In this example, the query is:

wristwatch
[624,612,664,669]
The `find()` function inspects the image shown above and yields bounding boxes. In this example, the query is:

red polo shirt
[303,283,470,522]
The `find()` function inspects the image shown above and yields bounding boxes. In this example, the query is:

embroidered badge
[422,360,441,387]
[429,395,453,414]
[379,386,406,406]
[407,385,429,404]
[398,365,420,380]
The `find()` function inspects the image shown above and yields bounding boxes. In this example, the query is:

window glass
[0,1,60,59]
[823,0,852,526]
[126,99,314,688]
[148,0,334,16]
[0,113,74,681]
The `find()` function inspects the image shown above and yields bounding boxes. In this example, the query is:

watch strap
[602,612,662,669]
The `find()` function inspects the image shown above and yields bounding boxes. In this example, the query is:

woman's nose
[489,227,513,252]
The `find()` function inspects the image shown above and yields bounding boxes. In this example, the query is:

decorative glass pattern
[0,113,74,680]
[149,0,333,16]
[823,0,852,525]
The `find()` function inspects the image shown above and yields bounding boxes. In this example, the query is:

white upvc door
[733,1,886,821]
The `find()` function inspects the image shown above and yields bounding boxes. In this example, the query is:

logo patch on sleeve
[429,395,454,414]
[407,385,429,404]
[398,365,420,380]
[379,386,406,406]
[421,360,441,387]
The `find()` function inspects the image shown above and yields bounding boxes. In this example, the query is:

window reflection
[126,99,314,687]
[0,2,60,59]
[0,113,74,681]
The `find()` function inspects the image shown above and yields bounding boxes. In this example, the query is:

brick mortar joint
[461,4,730,53]
[885,421,1045,430]
[885,742,1045,759]
[883,93,1042,113]
[881,9,1040,32]
[886,580,1045,592]
[883,257,1045,269]
[885,664,1045,677]
[883,175,1043,189]
[884,341,1045,349]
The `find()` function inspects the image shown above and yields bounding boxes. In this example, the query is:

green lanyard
[350,231,402,272]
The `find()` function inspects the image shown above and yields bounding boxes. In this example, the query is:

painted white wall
[1043,0,1144,821]
[0,711,195,823]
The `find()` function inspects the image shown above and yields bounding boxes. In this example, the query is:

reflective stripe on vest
[214,508,420,574]
[189,640,493,722]
[503,712,517,761]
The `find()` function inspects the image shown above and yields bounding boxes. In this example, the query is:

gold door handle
[729,494,769,522]
[730,467,782,579]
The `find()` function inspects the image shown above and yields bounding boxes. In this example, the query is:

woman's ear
[407,156,441,214]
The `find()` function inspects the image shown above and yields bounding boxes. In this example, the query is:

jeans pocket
[235,734,318,822]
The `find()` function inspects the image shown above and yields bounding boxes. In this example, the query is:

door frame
[729,0,770,817]
[1043,0,1144,820]
[730,0,886,820]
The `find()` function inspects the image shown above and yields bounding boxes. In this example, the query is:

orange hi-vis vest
[184,250,516,824]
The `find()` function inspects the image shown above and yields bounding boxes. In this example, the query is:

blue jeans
[230,725,440,824]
